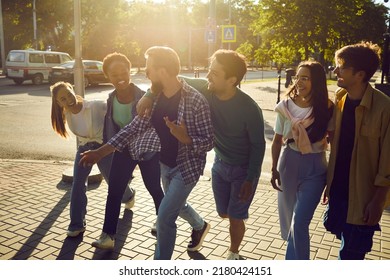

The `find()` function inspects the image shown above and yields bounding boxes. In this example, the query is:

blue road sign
[205,29,216,43]
[222,25,236,43]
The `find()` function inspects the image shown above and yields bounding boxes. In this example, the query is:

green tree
[250,0,388,67]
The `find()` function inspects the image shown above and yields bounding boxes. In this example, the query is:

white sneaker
[124,193,136,210]
[91,232,115,250]
[66,227,85,237]
[226,251,240,260]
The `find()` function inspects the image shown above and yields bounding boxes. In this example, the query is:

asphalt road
[0,70,279,161]
[0,77,115,160]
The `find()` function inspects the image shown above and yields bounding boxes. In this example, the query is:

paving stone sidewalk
[0,78,389,260]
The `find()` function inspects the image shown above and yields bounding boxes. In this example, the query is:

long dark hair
[50,81,82,138]
[287,61,333,143]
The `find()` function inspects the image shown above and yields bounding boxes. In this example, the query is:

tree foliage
[1,0,388,68]
[251,0,388,67]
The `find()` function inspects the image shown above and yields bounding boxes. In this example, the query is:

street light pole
[208,0,216,60]
[73,0,84,98]
[228,0,231,50]
[33,0,37,49]
[62,0,101,184]
[188,27,192,70]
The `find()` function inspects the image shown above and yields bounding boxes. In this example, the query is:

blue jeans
[211,156,258,219]
[68,142,134,231]
[102,150,163,235]
[278,146,327,260]
[154,163,204,260]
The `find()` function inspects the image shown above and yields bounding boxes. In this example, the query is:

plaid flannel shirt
[108,117,161,161]
[108,79,214,185]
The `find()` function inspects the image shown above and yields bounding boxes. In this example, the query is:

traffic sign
[205,29,216,43]
[221,25,236,43]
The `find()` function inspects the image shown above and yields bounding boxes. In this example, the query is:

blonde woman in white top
[50,81,133,237]
[270,61,335,259]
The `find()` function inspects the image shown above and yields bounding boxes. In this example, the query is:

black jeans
[102,149,163,235]
[339,223,380,260]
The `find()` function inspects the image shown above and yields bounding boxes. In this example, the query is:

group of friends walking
[50,41,390,260]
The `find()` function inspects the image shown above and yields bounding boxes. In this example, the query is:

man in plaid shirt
[80,46,214,260]
[138,50,266,260]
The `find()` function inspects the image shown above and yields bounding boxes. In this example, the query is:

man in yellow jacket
[324,41,390,260]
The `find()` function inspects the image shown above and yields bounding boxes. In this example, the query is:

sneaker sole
[187,222,210,252]
[66,228,86,237]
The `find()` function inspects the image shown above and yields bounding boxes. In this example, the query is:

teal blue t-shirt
[113,96,133,129]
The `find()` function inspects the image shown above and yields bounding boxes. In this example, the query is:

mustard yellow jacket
[325,83,390,225]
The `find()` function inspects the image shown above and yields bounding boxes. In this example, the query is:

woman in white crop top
[270,61,335,260]
[50,81,133,238]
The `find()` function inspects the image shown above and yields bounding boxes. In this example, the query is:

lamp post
[228,0,231,50]
[63,0,100,183]
[33,0,37,49]
[73,0,84,98]
[208,0,216,60]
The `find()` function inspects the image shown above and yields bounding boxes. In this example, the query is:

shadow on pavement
[256,85,280,94]
[92,209,133,260]
[12,179,104,260]
[57,234,84,260]
[187,250,207,260]
[12,180,71,260]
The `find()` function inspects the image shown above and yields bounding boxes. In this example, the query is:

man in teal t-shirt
[138,49,265,260]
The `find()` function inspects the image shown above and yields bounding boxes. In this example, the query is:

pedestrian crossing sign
[222,25,236,43]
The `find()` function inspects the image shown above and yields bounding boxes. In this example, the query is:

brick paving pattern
[0,76,389,260]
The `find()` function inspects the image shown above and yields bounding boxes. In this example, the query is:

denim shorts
[211,156,258,220]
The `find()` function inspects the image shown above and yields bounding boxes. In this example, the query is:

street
[0,70,280,161]
[1,71,389,263]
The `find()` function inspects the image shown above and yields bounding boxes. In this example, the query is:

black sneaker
[187,221,210,252]
[151,222,157,235]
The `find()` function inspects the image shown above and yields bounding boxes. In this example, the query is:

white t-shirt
[65,99,107,146]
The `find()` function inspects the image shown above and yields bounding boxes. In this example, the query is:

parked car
[5,49,73,85]
[48,60,109,87]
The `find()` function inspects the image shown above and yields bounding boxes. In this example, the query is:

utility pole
[63,0,101,184]
[33,0,37,49]
[228,0,231,50]
[73,0,84,98]
[208,0,216,60]
[188,27,192,70]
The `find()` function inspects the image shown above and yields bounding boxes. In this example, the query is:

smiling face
[106,61,131,91]
[56,85,77,112]
[294,66,312,100]
[333,60,358,90]
[206,58,236,95]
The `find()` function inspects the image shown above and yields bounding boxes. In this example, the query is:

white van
[5,49,73,85]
